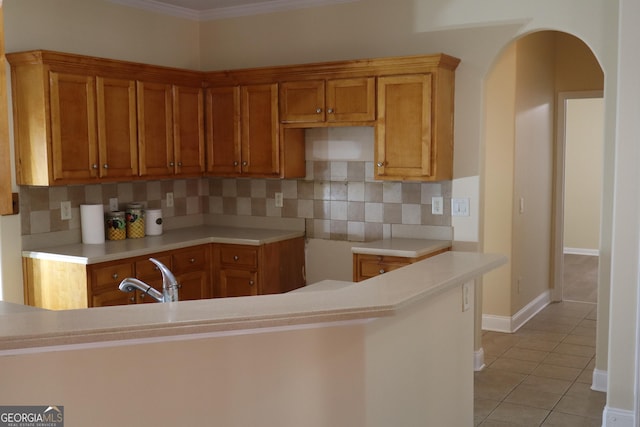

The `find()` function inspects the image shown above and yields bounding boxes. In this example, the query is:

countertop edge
[22,226,306,264]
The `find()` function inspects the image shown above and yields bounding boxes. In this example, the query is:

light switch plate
[166,192,174,208]
[109,198,119,211]
[274,192,283,208]
[451,198,470,216]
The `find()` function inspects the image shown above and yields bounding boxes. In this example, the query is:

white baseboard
[474,348,485,371]
[603,406,635,426]
[564,247,599,256]
[592,368,607,392]
[482,290,551,333]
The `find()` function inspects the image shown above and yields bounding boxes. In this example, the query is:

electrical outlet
[166,192,174,208]
[274,192,283,208]
[432,196,444,215]
[60,201,72,220]
[109,198,119,211]
[462,282,471,312]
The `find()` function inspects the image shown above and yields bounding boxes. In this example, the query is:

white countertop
[22,225,305,264]
[351,238,452,258]
[0,251,506,353]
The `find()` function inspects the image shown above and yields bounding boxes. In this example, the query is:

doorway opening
[555,93,603,304]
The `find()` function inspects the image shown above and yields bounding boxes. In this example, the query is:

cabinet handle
[103,164,109,169]
[376,162,384,167]
[112,273,119,280]
[242,161,248,166]
[233,255,239,261]
[233,161,239,166]
[249,280,254,286]
[189,258,195,263]
[92,164,98,169]
[379,269,385,274]
[316,108,322,114]
[130,296,135,303]
[327,108,334,114]
[169,161,175,167]
[178,162,182,167]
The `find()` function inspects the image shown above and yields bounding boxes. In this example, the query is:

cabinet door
[206,86,241,175]
[375,74,433,180]
[326,77,375,123]
[176,271,210,300]
[49,72,98,182]
[96,77,138,179]
[241,83,279,176]
[218,269,258,297]
[279,80,324,123]
[137,81,174,177]
[173,85,205,176]
[92,288,136,307]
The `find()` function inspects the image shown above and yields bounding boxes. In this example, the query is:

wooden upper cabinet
[279,77,375,124]
[376,74,432,180]
[205,86,241,175]
[96,77,138,179]
[137,81,174,178]
[173,85,205,176]
[241,83,279,177]
[49,71,98,182]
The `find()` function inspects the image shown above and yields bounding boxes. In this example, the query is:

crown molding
[107,0,358,21]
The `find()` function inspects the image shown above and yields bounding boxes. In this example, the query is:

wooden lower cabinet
[23,238,305,309]
[212,237,306,298]
[352,247,450,282]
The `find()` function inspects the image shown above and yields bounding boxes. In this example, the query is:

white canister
[145,209,163,236]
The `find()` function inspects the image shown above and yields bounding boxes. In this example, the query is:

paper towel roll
[80,204,105,244]
[145,209,163,236]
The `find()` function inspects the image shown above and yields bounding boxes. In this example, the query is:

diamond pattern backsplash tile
[20,161,451,242]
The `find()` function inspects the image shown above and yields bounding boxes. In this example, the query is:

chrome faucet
[118,258,180,303]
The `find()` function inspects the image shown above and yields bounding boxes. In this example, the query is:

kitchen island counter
[0,251,505,353]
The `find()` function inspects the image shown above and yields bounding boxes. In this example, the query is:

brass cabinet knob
[379,269,385,274]
[376,162,384,167]
[242,161,248,166]
[92,164,98,169]
[327,108,334,114]
[316,108,322,114]
[189,258,195,263]
[178,162,182,167]
[112,273,119,280]
[233,255,239,261]
[233,161,239,166]
[103,164,109,169]
[249,280,254,286]
[169,161,175,167]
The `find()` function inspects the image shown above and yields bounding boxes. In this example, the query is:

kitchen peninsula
[0,251,505,426]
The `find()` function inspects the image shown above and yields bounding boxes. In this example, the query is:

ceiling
[108,0,356,20]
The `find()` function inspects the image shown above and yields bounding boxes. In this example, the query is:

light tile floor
[474,301,604,426]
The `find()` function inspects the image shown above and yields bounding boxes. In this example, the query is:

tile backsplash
[19,161,452,243]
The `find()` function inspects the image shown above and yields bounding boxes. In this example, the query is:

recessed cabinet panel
[376,74,432,180]
[49,72,97,182]
[241,84,279,176]
[173,85,205,176]
[326,77,375,122]
[279,80,325,123]
[206,86,241,175]
[96,77,138,179]
[137,81,174,177]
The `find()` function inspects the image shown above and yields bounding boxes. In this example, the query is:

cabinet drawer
[172,246,209,274]
[358,256,410,279]
[135,255,171,279]
[219,245,258,269]
[91,262,133,290]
